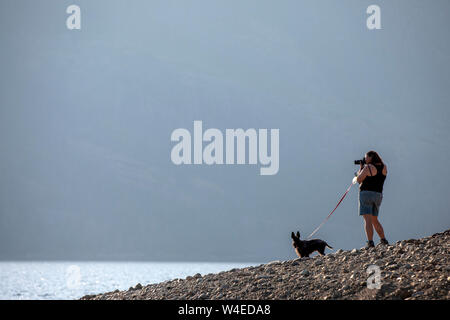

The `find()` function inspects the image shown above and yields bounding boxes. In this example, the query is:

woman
[355,151,388,248]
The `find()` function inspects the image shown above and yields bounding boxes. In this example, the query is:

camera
[354,158,366,165]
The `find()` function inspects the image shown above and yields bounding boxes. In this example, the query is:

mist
[0,0,449,262]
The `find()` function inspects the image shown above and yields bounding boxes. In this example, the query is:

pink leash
[306,182,354,239]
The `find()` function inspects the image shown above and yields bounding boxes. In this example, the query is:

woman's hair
[366,150,384,165]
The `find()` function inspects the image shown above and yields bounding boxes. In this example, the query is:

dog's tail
[326,242,333,249]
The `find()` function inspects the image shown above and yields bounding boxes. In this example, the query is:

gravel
[81,229,450,300]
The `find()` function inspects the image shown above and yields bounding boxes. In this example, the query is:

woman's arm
[356,165,373,184]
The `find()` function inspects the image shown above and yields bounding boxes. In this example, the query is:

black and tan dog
[291,231,333,258]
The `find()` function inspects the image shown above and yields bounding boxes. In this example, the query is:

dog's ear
[291,232,296,239]
[297,231,300,239]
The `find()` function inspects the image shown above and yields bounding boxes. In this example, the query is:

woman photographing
[355,151,389,248]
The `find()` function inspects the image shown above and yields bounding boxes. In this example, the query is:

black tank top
[360,163,386,193]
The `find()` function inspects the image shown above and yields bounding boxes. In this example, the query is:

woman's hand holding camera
[357,163,365,175]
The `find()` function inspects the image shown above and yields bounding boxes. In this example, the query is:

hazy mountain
[0,0,449,261]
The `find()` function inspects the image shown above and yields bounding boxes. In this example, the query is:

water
[0,261,260,300]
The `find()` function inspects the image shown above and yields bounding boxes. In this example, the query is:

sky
[0,0,449,262]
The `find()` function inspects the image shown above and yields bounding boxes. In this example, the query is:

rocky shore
[81,229,449,300]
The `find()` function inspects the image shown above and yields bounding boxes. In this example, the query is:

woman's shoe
[366,240,375,248]
[380,238,389,245]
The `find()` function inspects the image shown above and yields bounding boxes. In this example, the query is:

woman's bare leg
[363,214,374,241]
[370,215,386,239]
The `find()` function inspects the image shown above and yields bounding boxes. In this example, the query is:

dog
[291,231,333,258]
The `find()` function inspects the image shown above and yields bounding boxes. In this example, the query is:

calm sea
[0,261,260,300]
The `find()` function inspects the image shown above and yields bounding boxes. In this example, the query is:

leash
[306,181,354,239]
